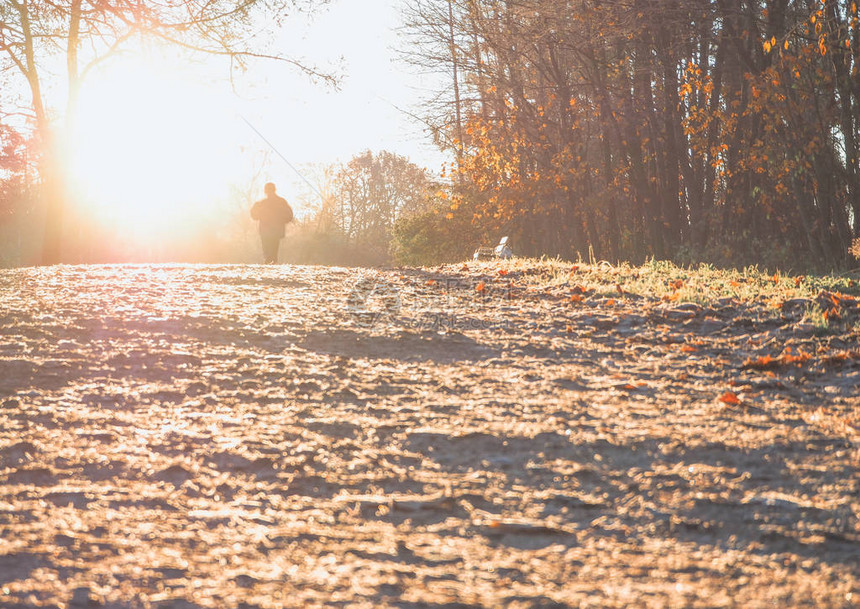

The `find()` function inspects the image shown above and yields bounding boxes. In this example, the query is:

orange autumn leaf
[498,269,509,277]
[783,349,812,364]
[681,344,698,353]
[719,391,741,405]
[570,294,583,303]
[426,279,437,286]
[744,355,776,369]
[475,281,487,293]
[742,349,812,370]
[605,298,616,306]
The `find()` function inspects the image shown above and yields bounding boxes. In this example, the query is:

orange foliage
[432,0,858,267]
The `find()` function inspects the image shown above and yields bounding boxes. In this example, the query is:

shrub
[391,208,473,266]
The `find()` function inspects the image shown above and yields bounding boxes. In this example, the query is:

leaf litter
[0,260,858,608]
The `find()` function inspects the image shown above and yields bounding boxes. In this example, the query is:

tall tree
[407,0,860,269]
[331,150,435,256]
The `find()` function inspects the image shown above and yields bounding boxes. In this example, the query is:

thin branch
[78,26,138,82]
[150,27,339,86]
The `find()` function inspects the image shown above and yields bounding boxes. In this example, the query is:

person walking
[250,182,293,264]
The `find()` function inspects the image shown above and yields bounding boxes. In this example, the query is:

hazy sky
[240,0,447,183]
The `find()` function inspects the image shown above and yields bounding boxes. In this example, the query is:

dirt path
[0,263,858,608]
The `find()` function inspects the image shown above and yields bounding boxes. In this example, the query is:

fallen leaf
[719,391,741,405]
[824,308,842,321]
[783,349,812,364]
[742,350,812,370]
[744,355,776,369]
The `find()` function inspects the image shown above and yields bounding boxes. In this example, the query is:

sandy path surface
[0,263,858,608]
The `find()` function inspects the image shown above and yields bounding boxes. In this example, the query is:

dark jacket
[251,195,293,237]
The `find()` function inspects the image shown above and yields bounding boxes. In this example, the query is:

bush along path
[0,260,858,608]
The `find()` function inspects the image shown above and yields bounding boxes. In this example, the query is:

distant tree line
[405,0,860,270]
[286,150,471,266]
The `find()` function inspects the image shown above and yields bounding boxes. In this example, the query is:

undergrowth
[450,257,860,333]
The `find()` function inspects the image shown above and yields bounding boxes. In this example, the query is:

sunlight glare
[69,53,245,239]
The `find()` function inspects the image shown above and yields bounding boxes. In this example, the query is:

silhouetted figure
[250,182,293,264]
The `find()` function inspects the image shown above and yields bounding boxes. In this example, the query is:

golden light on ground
[68,52,246,241]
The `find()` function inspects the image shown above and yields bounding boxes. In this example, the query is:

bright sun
[68,53,245,240]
